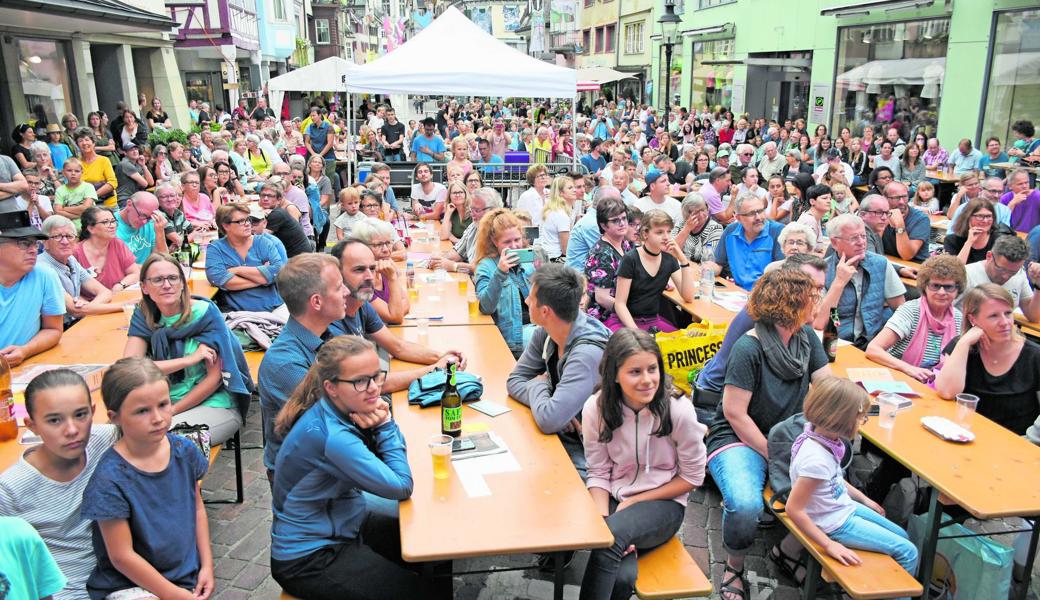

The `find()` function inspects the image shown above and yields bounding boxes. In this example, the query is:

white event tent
[266,56,358,124]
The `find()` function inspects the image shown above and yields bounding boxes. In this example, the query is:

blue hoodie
[271,398,412,561]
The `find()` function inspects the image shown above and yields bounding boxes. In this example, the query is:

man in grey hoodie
[507,263,611,479]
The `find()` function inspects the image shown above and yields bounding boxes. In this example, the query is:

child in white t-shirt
[783,378,918,578]
[334,187,367,241]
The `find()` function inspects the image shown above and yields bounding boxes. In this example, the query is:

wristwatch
[895,227,906,234]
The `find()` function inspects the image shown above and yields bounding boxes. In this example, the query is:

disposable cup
[955,394,980,429]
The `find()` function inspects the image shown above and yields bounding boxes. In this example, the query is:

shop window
[832,18,950,141]
[690,39,734,110]
[980,9,1040,146]
[16,39,74,130]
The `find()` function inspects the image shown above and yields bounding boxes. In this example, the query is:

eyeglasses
[859,412,870,425]
[926,282,959,294]
[369,241,393,249]
[885,194,909,201]
[984,188,1004,194]
[990,259,1022,277]
[248,217,265,224]
[331,370,387,392]
[360,203,380,210]
[128,201,149,221]
[182,180,200,186]
[144,274,182,287]
[833,234,868,243]
[225,217,251,227]
[970,213,994,222]
[93,218,117,226]
[860,210,889,219]
[736,208,767,218]
[783,238,809,248]
[48,233,77,242]
[607,216,629,226]
[1,238,39,251]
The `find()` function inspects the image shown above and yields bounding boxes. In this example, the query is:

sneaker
[535,551,574,573]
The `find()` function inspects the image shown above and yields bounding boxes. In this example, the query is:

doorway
[743,52,812,123]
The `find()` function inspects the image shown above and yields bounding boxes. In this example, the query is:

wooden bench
[763,486,922,600]
[635,536,712,599]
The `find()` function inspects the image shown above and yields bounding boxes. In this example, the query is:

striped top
[0,424,118,600]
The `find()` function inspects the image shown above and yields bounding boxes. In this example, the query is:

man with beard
[331,239,466,392]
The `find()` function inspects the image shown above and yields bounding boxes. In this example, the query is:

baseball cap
[645,169,666,186]
[122,142,138,151]
[826,148,842,160]
[0,210,47,240]
[716,149,731,161]
[246,203,267,221]
[591,137,606,149]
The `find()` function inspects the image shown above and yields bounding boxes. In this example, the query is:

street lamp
[658,0,681,115]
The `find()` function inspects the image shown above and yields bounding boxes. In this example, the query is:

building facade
[0,0,189,146]
[650,0,1039,148]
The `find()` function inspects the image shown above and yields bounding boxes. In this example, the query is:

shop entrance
[744,52,812,123]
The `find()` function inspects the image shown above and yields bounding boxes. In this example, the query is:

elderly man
[611,168,639,206]
[728,143,755,181]
[1002,168,1040,233]
[923,138,948,169]
[115,191,168,264]
[706,194,784,290]
[756,141,786,180]
[635,170,682,224]
[885,127,907,159]
[674,144,698,183]
[816,213,906,348]
[331,239,465,392]
[429,187,500,273]
[155,182,192,252]
[115,142,153,208]
[882,181,931,262]
[858,194,919,280]
[950,138,983,175]
[961,235,1040,322]
[271,162,314,240]
[0,209,64,365]
[38,214,119,325]
[698,167,734,225]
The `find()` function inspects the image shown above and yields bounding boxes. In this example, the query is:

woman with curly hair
[705,268,832,600]
[867,254,965,382]
[473,208,535,356]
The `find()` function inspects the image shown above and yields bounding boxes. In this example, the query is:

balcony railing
[550,30,582,55]
[227,0,259,41]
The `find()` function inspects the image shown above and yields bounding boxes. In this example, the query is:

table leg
[917,486,942,592]
[1014,519,1040,600]
[423,559,453,599]
[801,558,821,600]
[553,553,565,600]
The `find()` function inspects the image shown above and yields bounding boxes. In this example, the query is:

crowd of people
[1,92,1040,600]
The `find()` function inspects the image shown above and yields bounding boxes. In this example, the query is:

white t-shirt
[539,209,572,259]
[0,424,118,600]
[410,182,447,213]
[334,210,367,237]
[813,161,855,185]
[962,261,1034,310]
[635,195,683,225]
[516,187,547,226]
[789,436,857,533]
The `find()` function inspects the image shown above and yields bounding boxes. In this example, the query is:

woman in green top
[441,181,472,243]
[122,253,244,444]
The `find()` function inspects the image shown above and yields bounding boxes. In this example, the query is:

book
[451,432,507,461]
[12,364,108,393]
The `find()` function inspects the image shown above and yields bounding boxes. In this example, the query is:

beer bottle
[0,355,17,442]
[440,363,462,438]
[823,307,840,363]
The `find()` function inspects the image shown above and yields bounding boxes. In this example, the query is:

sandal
[769,543,807,586]
[720,562,748,600]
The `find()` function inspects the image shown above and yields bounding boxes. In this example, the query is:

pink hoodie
[581,394,707,506]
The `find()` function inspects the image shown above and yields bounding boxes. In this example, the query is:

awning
[0,0,175,32]
[835,57,945,90]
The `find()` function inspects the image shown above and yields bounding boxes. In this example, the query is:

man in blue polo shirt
[410,117,446,162]
[259,253,347,477]
[708,194,784,290]
[115,191,168,264]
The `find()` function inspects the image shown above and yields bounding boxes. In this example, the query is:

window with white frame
[315,19,331,44]
[624,21,644,54]
[271,0,286,20]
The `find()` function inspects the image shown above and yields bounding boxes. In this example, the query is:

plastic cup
[876,393,901,430]
[122,303,136,326]
[416,317,430,339]
[429,434,453,479]
[408,287,419,303]
[467,294,480,318]
[955,394,980,429]
[457,277,468,295]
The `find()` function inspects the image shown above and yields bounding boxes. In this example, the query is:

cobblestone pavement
[204,403,1040,600]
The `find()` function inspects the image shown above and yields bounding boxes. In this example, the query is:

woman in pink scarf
[866,255,966,382]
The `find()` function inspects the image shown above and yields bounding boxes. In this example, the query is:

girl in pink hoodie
[579,329,708,600]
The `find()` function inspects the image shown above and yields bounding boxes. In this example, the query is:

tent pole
[571,95,577,171]
[346,92,353,185]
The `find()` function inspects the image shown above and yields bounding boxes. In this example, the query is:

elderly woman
[351,217,411,325]
[765,222,819,273]
[441,181,472,243]
[674,193,723,263]
[155,182,193,253]
[584,196,632,323]
[706,269,831,600]
[246,134,274,178]
[205,202,287,313]
[943,199,1014,265]
[38,215,120,325]
[73,206,140,292]
[29,143,61,197]
[124,253,251,445]
[74,130,117,208]
[179,170,216,232]
[936,284,1040,435]
[866,255,965,382]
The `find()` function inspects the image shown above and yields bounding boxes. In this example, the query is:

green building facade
[650,0,1039,148]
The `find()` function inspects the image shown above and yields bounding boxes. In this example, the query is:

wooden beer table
[832,345,1040,597]
[663,265,744,324]
[387,325,613,600]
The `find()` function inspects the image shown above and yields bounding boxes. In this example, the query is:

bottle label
[442,405,462,434]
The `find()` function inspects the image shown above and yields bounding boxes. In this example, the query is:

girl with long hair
[474,208,536,355]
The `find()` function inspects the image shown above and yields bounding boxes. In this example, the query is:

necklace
[642,247,660,257]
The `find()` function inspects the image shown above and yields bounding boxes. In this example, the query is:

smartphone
[452,438,475,452]
[509,248,537,263]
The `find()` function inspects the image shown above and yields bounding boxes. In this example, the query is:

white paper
[451,447,521,498]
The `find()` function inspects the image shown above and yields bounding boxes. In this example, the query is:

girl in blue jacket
[269,336,426,600]
[473,208,536,356]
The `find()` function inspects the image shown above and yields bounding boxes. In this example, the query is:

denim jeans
[559,432,588,481]
[579,499,685,600]
[708,445,768,555]
[829,502,919,575]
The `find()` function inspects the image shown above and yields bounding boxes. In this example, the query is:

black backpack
[766,412,852,511]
